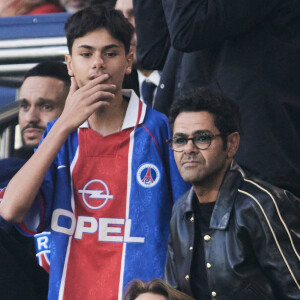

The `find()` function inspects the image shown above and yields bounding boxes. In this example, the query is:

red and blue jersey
[19,90,189,300]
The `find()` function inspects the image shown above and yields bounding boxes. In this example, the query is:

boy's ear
[125,51,133,75]
[65,54,74,77]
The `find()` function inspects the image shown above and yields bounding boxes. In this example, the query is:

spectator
[133,0,199,114]
[124,279,195,300]
[116,0,160,107]
[0,60,70,188]
[0,0,64,16]
[0,60,70,300]
[0,6,189,299]
[58,0,85,12]
[115,0,134,33]
[164,87,300,299]
[59,0,115,13]
[0,60,70,269]
[15,60,70,160]
[133,0,300,197]
[0,62,70,227]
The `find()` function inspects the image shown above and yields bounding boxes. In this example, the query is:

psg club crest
[78,179,114,210]
[137,163,160,188]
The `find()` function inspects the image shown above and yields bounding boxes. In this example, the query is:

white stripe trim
[70,144,79,212]
[244,178,300,261]
[238,188,300,290]
[118,129,135,299]
[140,98,147,125]
[122,90,146,130]
[118,243,127,299]
[58,236,72,299]
[58,140,79,298]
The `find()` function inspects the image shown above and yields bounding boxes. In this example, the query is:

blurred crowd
[0,0,117,16]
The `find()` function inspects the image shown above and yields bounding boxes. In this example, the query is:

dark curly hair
[169,87,242,148]
[65,5,134,54]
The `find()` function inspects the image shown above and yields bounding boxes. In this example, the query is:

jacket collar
[182,160,244,230]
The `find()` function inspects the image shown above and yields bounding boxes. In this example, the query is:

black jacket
[0,158,49,299]
[133,0,300,197]
[164,161,300,299]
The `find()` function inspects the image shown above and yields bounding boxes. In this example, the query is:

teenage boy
[0,6,189,300]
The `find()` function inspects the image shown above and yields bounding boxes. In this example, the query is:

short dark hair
[169,87,242,147]
[65,5,134,54]
[123,279,195,300]
[24,61,70,87]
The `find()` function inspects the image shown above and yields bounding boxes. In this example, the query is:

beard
[21,123,45,149]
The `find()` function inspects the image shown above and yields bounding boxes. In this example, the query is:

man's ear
[125,51,133,75]
[226,132,240,159]
[65,54,74,77]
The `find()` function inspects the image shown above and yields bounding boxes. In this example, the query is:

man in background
[0,61,70,300]
[1,60,70,186]
[116,0,160,107]
[133,0,300,197]
[59,0,116,13]
[14,60,70,160]
[58,0,86,12]
[1,59,70,251]
[164,87,300,299]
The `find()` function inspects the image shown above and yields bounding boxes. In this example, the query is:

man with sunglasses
[164,87,300,300]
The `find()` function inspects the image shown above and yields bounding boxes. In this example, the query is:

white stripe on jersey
[118,128,135,299]
[59,144,80,299]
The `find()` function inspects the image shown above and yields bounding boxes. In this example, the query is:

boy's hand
[58,74,116,133]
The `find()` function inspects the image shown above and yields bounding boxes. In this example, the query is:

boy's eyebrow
[103,44,120,51]
[77,44,120,51]
[77,45,94,50]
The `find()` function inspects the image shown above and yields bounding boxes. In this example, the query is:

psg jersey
[18,90,189,300]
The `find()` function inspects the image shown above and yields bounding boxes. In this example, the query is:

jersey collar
[79,89,147,130]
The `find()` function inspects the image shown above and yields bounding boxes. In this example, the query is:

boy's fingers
[86,84,117,98]
[67,75,116,107]
[94,91,115,102]
[69,76,79,95]
[92,73,109,83]
[82,74,108,89]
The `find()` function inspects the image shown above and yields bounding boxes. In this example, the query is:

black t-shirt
[190,196,215,300]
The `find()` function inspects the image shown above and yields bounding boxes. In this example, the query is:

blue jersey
[18,90,189,300]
